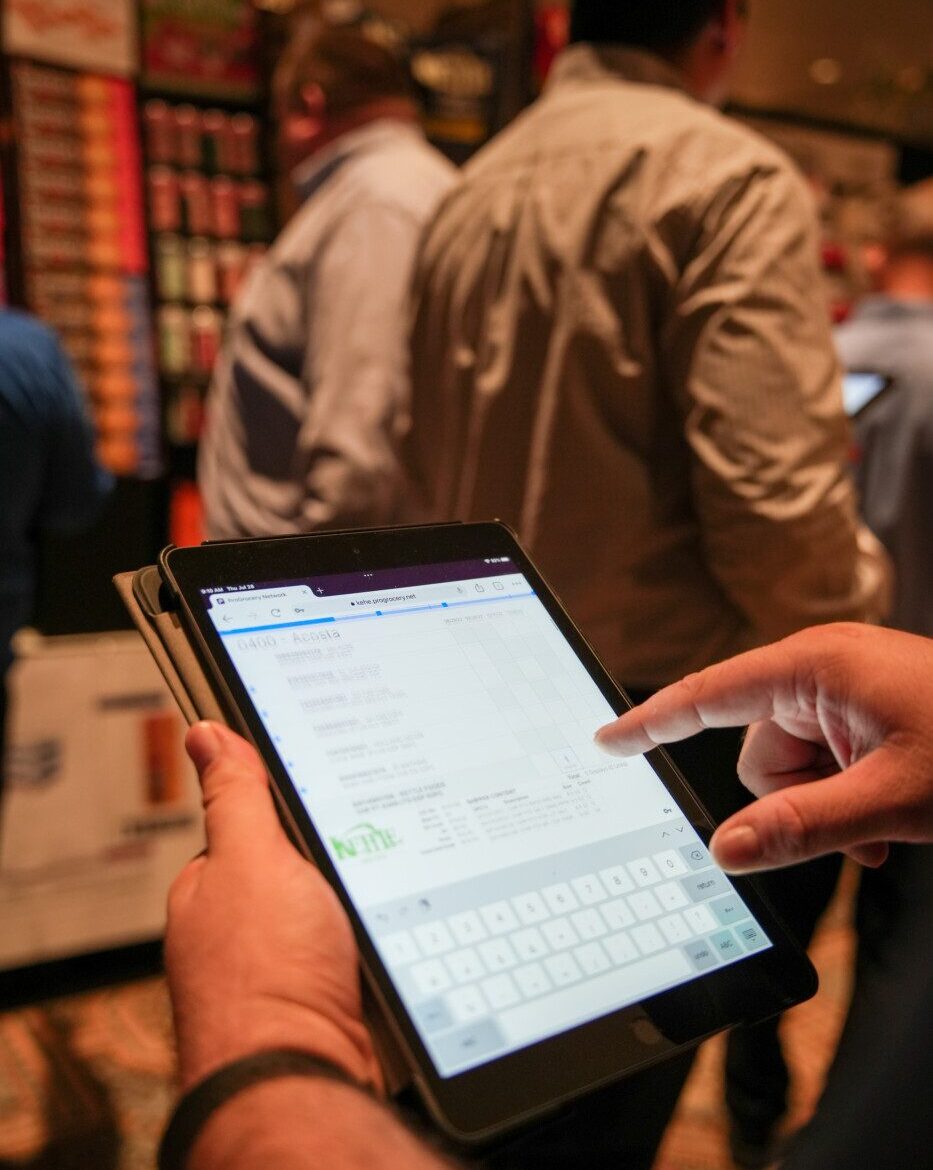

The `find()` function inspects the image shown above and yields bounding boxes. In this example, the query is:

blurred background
[0,2,928,1167]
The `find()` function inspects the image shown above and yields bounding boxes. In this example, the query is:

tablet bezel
[160,522,817,1143]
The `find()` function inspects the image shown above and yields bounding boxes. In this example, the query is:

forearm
[189,1077,458,1170]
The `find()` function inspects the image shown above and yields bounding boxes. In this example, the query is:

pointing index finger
[594,641,802,756]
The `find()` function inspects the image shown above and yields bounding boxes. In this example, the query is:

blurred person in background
[404,2,890,1165]
[198,5,455,539]
[773,177,933,1170]
[837,177,933,638]
[0,308,113,803]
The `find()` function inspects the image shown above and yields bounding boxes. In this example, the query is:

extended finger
[185,722,287,857]
[595,642,802,756]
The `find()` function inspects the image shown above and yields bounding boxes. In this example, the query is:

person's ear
[300,82,327,120]
[715,0,746,64]
[862,243,889,286]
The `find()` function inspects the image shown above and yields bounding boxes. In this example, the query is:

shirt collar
[545,43,688,96]
[292,118,423,200]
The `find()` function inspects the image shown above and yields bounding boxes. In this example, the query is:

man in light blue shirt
[199,12,456,538]
[0,309,112,792]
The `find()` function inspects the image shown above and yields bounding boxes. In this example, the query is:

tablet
[159,522,816,1143]
[842,370,894,418]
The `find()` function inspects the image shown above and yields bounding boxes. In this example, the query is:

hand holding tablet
[152,522,817,1141]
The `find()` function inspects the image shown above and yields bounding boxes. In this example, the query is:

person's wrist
[187,1076,375,1170]
[175,1002,382,1093]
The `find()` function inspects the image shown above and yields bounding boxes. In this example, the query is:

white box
[0,629,204,969]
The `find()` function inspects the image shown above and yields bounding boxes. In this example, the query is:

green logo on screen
[330,823,401,860]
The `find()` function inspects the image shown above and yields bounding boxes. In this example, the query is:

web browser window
[202,556,772,1077]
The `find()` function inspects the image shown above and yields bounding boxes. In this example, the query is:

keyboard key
[380,930,419,966]
[683,938,719,971]
[600,897,636,931]
[479,901,520,935]
[710,893,751,927]
[481,973,522,1010]
[513,962,552,999]
[449,910,488,947]
[574,942,611,977]
[631,922,665,955]
[710,929,743,961]
[600,864,635,895]
[658,913,692,945]
[655,881,690,911]
[432,1018,505,1071]
[445,947,485,984]
[684,903,718,934]
[497,952,693,1046]
[628,889,663,920]
[652,848,689,877]
[627,857,661,887]
[542,882,580,915]
[510,926,548,962]
[603,931,639,965]
[411,959,453,996]
[541,917,580,951]
[478,936,518,972]
[570,907,607,940]
[446,984,488,1024]
[544,952,583,987]
[512,891,549,925]
[571,873,608,905]
[413,921,454,957]
[412,997,453,1034]
[681,870,731,902]
[680,843,712,870]
[735,922,769,953]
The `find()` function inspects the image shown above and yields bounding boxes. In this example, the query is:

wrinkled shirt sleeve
[662,162,890,639]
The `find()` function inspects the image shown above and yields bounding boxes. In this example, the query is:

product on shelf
[11,61,161,478]
[143,95,270,448]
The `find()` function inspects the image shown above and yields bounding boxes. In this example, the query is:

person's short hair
[883,179,933,256]
[569,1,728,55]
[273,10,413,118]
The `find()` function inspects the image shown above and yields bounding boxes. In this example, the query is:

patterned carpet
[0,872,856,1170]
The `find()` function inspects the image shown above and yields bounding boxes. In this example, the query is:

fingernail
[593,726,617,751]
[186,722,224,772]
[711,825,761,870]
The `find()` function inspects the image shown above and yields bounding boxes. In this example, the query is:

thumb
[710,748,906,873]
[186,722,287,857]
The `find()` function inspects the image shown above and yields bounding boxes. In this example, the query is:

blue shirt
[0,310,113,671]
[198,119,456,538]
[836,296,933,636]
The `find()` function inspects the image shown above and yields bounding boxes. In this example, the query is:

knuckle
[760,790,813,863]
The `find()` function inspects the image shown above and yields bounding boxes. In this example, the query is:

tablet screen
[842,371,889,417]
[201,555,772,1077]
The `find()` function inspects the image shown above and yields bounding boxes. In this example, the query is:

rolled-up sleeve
[662,162,890,639]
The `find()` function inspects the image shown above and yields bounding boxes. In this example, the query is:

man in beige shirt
[405,2,888,1164]
[405,5,887,691]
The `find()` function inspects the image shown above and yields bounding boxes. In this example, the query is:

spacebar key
[498,951,692,1044]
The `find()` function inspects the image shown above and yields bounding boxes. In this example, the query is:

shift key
[681,870,731,902]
